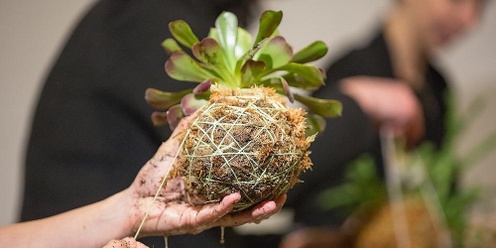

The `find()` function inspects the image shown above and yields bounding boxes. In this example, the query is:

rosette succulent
[146,10,342,212]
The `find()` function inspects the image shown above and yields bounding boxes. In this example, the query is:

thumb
[121,237,148,248]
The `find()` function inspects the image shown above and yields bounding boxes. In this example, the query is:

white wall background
[1,0,495,226]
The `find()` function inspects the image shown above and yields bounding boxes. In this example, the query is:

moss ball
[170,86,313,212]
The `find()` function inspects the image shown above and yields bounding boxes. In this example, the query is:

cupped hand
[122,116,287,238]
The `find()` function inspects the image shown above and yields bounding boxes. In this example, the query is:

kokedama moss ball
[170,86,313,212]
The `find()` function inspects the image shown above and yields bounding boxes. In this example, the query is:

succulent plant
[146,10,342,212]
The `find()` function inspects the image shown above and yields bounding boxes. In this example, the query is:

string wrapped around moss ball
[170,86,313,212]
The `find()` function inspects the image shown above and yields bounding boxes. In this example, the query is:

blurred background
[1,0,495,226]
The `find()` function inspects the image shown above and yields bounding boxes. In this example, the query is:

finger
[159,193,240,235]
[252,194,286,217]
[195,193,241,226]
[217,194,287,226]
[251,194,287,223]
[121,237,138,248]
[102,237,145,248]
[102,240,124,248]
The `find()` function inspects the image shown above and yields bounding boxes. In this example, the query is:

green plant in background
[317,154,387,216]
[317,94,496,247]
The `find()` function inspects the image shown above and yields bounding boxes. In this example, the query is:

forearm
[0,190,134,248]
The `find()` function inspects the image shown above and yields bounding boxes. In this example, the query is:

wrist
[100,188,138,239]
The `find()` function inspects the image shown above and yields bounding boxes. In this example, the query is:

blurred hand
[340,76,424,147]
[280,227,352,248]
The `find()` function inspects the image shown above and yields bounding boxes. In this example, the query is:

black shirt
[21,0,254,247]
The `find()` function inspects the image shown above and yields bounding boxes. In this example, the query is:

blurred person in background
[282,0,485,246]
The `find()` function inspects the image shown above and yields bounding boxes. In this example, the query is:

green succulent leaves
[215,11,239,73]
[294,94,343,118]
[254,10,283,45]
[165,52,213,82]
[145,88,191,110]
[169,20,199,48]
[148,10,342,132]
[291,41,328,64]
[164,10,332,89]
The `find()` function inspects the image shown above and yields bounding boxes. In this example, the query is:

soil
[354,197,446,248]
[171,87,312,211]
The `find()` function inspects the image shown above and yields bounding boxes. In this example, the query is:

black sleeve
[286,84,376,209]
[20,1,233,247]
[21,1,263,247]
[21,0,199,221]
[285,35,392,225]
